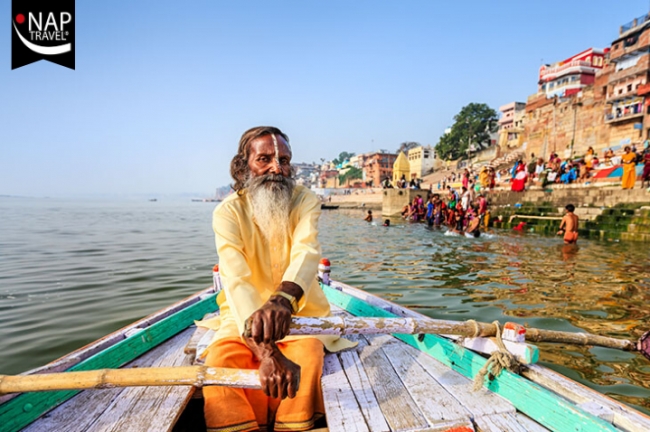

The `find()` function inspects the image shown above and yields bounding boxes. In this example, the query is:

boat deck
[322,306,548,432]
[22,328,196,432]
[8,282,650,432]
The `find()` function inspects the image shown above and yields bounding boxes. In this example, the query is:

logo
[12,0,75,70]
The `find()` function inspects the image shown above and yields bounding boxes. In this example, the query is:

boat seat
[22,328,196,432]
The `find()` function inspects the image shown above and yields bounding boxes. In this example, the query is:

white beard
[246,174,295,245]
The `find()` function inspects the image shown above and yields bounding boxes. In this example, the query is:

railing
[621,13,650,34]
[540,60,595,80]
[605,110,644,123]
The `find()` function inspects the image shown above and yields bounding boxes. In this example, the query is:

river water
[1,198,649,413]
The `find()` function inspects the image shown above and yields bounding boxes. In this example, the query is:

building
[606,13,650,143]
[498,102,526,131]
[407,145,435,179]
[319,169,340,189]
[362,151,397,187]
[498,102,526,149]
[539,48,607,99]
[392,152,410,184]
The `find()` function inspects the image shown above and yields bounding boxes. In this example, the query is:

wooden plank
[322,283,621,432]
[473,412,529,432]
[88,329,195,432]
[336,336,390,432]
[355,335,428,431]
[321,353,369,432]
[524,365,650,432]
[0,293,218,432]
[183,325,207,356]
[365,334,474,430]
[22,329,194,432]
[514,413,551,432]
[383,337,516,417]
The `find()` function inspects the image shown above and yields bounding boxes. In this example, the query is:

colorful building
[538,48,607,99]
[362,151,397,187]
[606,13,650,142]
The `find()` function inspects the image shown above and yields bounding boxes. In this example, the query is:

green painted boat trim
[322,283,619,432]
[0,293,219,432]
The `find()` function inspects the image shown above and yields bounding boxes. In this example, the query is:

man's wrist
[268,293,294,313]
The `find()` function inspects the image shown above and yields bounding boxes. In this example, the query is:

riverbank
[487,185,650,241]
[326,189,382,209]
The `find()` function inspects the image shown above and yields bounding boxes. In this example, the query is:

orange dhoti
[203,337,325,432]
[564,231,578,244]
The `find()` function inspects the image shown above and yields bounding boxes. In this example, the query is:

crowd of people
[506,144,650,190]
[397,185,488,237]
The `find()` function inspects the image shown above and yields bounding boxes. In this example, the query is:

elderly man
[203,126,353,432]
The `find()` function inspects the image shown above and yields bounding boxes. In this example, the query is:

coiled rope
[471,320,521,392]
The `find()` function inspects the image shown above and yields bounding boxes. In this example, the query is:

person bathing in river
[466,205,481,238]
[364,210,373,222]
[203,126,354,431]
[557,204,579,244]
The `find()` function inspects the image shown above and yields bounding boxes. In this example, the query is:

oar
[2,316,648,395]
[246,316,650,358]
[0,366,260,395]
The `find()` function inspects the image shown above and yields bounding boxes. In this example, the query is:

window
[614,43,619,49]
[628,84,633,91]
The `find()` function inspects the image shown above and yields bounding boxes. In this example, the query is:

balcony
[540,60,596,81]
[607,88,638,102]
[605,111,644,124]
[608,54,650,84]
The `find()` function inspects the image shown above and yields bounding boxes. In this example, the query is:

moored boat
[1,269,650,432]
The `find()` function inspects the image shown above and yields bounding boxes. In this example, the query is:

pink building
[539,48,608,98]
[498,102,526,131]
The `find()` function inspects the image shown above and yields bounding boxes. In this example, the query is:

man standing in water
[204,127,353,431]
[557,204,579,244]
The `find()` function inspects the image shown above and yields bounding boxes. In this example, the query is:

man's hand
[258,349,301,399]
[247,295,293,344]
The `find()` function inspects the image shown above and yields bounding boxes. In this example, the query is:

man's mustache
[261,174,288,183]
[247,173,295,190]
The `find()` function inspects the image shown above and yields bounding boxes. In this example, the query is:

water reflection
[320,209,650,413]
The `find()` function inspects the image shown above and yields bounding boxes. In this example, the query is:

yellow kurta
[205,185,354,353]
[621,152,637,189]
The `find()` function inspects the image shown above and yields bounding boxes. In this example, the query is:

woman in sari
[511,163,527,192]
[621,146,637,189]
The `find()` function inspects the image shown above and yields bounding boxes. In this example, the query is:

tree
[338,166,363,186]
[396,142,420,154]
[435,103,498,161]
[332,152,355,167]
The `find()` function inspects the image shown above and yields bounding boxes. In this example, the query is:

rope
[472,321,521,392]
[466,319,481,338]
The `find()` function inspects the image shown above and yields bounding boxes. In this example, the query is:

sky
[2,0,650,197]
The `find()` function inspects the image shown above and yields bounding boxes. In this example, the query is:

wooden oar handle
[0,366,261,395]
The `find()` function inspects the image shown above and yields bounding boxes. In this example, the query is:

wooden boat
[2,272,650,432]
[320,204,340,210]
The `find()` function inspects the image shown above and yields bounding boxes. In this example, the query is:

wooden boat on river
[1,273,650,432]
